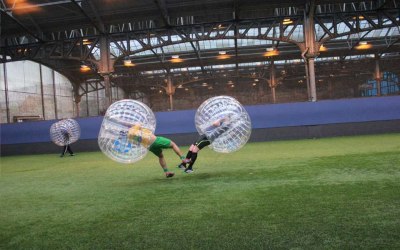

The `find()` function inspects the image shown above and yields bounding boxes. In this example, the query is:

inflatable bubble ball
[195,96,252,153]
[98,99,156,164]
[50,119,81,146]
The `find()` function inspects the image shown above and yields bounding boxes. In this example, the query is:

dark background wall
[1,96,399,156]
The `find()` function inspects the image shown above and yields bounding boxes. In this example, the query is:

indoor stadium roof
[1,0,399,96]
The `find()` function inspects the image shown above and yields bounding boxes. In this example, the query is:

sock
[188,153,197,169]
[185,151,192,160]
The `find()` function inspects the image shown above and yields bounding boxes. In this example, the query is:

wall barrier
[1,96,399,156]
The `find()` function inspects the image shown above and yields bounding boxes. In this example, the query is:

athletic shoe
[177,163,186,170]
[165,172,175,178]
[184,169,194,174]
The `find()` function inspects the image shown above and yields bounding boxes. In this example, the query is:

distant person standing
[50,118,80,157]
[60,129,74,157]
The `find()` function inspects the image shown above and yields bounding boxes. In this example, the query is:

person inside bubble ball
[60,129,74,157]
[127,123,186,178]
[178,114,232,173]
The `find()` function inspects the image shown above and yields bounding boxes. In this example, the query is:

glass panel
[6,61,43,122]
[0,61,74,122]
[87,91,98,116]
[41,65,56,120]
[54,71,74,119]
[98,88,107,115]
[0,64,7,123]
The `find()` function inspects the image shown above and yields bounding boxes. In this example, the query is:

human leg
[149,140,175,178]
[67,145,74,156]
[178,144,195,169]
[157,153,175,178]
[60,145,68,157]
[169,140,185,159]
[185,139,209,173]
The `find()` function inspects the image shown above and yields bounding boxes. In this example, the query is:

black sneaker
[165,172,175,178]
[184,168,194,174]
[177,164,186,170]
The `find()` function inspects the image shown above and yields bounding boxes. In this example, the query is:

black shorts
[194,135,211,150]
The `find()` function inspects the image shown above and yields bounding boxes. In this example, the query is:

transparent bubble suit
[50,119,81,146]
[98,99,156,164]
[195,96,252,153]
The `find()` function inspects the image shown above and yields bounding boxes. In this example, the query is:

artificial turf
[1,134,399,249]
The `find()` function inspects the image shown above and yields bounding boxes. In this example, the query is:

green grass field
[1,134,400,249]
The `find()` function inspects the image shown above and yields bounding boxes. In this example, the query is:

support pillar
[52,69,58,119]
[102,73,112,107]
[308,57,317,102]
[98,36,114,108]
[164,76,176,110]
[39,64,46,120]
[302,0,318,102]
[96,81,100,115]
[85,83,89,117]
[74,95,81,118]
[73,86,81,118]
[374,54,382,96]
[3,62,10,123]
[267,60,277,104]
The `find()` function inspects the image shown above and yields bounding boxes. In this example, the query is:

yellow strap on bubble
[128,124,153,147]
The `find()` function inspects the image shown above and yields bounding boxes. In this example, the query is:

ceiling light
[177,85,183,88]
[170,55,183,63]
[80,65,90,72]
[123,59,136,67]
[355,41,372,50]
[264,48,279,57]
[208,86,213,90]
[254,79,259,82]
[213,24,225,30]
[319,45,327,52]
[352,15,364,20]
[82,38,91,45]
[282,18,293,25]
[252,83,257,86]
[202,82,208,86]
[217,51,230,59]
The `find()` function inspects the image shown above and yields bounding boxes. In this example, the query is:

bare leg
[170,141,184,158]
[158,153,168,170]
[190,145,200,153]
[158,152,174,177]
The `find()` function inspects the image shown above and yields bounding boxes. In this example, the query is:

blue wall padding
[1,96,399,145]
[248,96,400,129]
